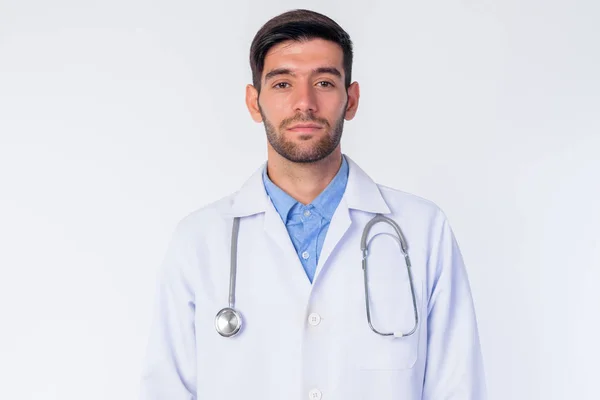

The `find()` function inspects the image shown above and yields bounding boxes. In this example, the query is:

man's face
[246,38,359,163]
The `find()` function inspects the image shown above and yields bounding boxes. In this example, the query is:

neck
[266,148,343,205]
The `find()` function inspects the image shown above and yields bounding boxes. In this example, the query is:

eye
[317,81,334,88]
[273,82,290,89]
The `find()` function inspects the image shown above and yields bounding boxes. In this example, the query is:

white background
[1,0,598,399]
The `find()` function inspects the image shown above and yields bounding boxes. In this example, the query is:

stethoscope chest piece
[215,307,242,337]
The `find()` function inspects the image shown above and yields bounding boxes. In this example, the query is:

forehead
[262,38,344,76]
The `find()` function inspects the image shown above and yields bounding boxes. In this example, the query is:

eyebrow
[264,67,342,83]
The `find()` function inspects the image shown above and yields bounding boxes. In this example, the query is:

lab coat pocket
[355,279,423,371]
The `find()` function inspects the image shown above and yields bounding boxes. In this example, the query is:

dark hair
[249,9,353,93]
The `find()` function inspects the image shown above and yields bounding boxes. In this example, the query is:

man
[140,9,486,400]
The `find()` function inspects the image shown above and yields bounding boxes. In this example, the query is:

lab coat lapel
[263,200,312,292]
[312,155,392,283]
[226,163,312,293]
[226,156,391,291]
[313,198,351,283]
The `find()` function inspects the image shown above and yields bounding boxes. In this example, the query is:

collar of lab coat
[226,154,391,217]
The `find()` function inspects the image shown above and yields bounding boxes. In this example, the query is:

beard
[258,100,347,164]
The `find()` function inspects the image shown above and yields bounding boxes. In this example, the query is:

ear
[245,84,263,123]
[344,81,360,121]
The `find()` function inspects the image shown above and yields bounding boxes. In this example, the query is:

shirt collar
[307,156,349,221]
[261,168,297,222]
[225,154,390,218]
[262,156,349,223]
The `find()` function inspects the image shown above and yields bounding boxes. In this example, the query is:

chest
[190,211,430,398]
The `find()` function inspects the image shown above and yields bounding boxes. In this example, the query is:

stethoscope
[215,214,419,338]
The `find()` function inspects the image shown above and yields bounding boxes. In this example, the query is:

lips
[287,124,323,130]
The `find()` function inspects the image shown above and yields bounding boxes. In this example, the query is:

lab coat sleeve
[139,222,197,400]
[421,213,487,399]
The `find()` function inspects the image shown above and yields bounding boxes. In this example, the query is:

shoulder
[169,191,238,241]
[377,184,447,223]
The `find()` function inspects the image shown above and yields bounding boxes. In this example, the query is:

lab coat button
[308,388,322,399]
[308,313,321,326]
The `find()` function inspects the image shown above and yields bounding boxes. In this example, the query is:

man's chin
[279,148,335,164]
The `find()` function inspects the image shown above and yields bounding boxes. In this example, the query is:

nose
[292,81,318,114]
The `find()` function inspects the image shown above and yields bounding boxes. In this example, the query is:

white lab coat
[139,155,486,400]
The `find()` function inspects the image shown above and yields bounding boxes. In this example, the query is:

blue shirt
[262,156,349,283]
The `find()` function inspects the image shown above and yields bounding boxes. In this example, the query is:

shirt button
[302,251,310,260]
[308,388,322,399]
[308,313,321,326]
[304,210,311,217]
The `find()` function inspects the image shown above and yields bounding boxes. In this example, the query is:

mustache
[279,114,330,130]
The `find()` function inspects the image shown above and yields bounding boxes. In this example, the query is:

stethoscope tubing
[215,214,419,339]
